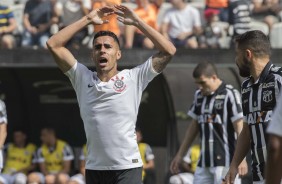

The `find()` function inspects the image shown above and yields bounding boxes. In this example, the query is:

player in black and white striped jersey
[170,62,248,184]
[224,30,282,184]
[0,99,7,173]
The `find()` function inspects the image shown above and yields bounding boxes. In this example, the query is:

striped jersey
[0,6,14,29]
[241,62,282,181]
[0,100,7,124]
[188,82,243,167]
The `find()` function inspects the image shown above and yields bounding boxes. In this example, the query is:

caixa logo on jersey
[247,110,272,124]
[111,76,126,93]
[263,90,273,103]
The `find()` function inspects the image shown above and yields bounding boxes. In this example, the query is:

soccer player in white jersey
[0,100,7,173]
[46,5,176,184]
[266,91,282,184]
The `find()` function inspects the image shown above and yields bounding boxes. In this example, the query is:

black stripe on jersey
[188,82,243,167]
[241,62,282,181]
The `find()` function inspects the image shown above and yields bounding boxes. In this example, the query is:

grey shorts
[85,167,142,184]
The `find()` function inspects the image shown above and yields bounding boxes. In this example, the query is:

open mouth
[99,58,108,66]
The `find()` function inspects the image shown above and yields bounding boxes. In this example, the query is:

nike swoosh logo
[88,84,94,88]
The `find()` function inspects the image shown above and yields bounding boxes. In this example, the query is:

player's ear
[245,49,252,60]
[116,50,121,61]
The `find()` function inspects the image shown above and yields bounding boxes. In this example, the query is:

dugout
[0,48,282,184]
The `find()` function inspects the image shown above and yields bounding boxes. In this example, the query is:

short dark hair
[13,127,27,135]
[93,31,120,48]
[41,127,56,135]
[193,61,218,78]
[235,30,271,58]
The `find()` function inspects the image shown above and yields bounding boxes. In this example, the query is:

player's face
[13,131,26,146]
[40,129,51,144]
[195,75,217,96]
[92,36,121,74]
[235,46,250,77]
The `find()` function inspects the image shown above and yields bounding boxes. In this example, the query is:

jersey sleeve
[63,144,74,161]
[36,148,45,163]
[64,61,92,92]
[145,144,154,161]
[267,91,282,136]
[227,88,244,123]
[130,57,159,91]
[0,100,7,124]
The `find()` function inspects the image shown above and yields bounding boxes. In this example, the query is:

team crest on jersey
[263,90,273,103]
[111,76,126,93]
[214,100,224,110]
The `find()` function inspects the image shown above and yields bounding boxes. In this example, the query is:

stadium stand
[270,22,282,48]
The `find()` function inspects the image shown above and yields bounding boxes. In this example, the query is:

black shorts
[85,167,142,184]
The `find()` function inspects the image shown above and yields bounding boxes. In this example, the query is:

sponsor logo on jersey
[198,114,222,124]
[262,82,275,89]
[215,95,226,99]
[246,110,272,124]
[132,159,138,163]
[242,87,251,94]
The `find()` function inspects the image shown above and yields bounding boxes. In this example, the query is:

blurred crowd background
[0,0,282,50]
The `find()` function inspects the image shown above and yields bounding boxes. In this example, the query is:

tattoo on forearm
[152,52,172,73]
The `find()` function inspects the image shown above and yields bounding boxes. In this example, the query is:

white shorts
[69,173,85,184]
[0,173,27,184]
[169,172,194,184]
[193,166,241,184]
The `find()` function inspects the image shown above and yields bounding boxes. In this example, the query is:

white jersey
[267,92,282,137]
[65,57,159,170]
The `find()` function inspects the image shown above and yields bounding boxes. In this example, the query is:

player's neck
[251,58,269,82]
[98,70,119,82]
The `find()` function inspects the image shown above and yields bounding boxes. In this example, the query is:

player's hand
[87,6,115,25]
[170,155,182,174]
[224,166,238,184]
[114,5,140,26]
[237,159,248,177]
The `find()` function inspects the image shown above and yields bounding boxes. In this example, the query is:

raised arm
[114,5,176,73]
[46,7,115,73]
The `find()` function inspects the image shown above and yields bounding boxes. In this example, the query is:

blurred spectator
[67,144,86,184]
[169,144,200,184]
[0,129,36,184]
[0,4,17,49]
[136,128,155,183]
[199,9,222,48]
[205,0,229,22]
[92,0,121,47]
[160,0,202,49]
[228,0,251,46]
[22,0,58,49]
[55,0,91,49]
[124,0,160,49]
[27,127,74,184]
[251,0,282,31]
